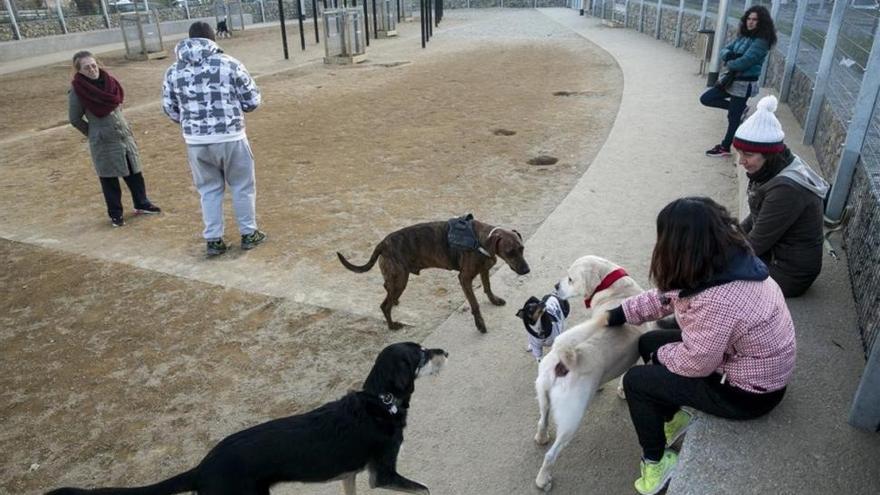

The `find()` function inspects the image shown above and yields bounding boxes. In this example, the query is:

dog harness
[525,296,569,360]
[584,268,628,308]
[447,214,499,258]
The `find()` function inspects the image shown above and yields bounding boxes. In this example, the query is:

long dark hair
[650,197,752,292]
[740,5,777,47]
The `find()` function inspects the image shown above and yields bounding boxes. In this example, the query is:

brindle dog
[338,219,530,332]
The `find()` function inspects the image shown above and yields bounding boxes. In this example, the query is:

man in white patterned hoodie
[162,21,264,256]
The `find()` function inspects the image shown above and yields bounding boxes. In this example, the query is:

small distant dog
[216,18,231,38]
[46,342,448,495]
[337,215,530,333]
[516,294,570,361]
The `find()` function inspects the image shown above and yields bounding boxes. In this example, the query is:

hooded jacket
[621,250,795,394]
[162,38,261,144]
[741,150,829,296]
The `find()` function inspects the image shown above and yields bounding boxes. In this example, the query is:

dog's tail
[555,312,608,375]
[337,243,382,273]
[557,343,580,375]
[45,468,197,495]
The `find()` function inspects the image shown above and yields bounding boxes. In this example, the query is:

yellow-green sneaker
[664,409,694,447]
[634,450,678,495]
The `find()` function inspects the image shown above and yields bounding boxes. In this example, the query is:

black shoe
[705,144,731,157]
[241,230,266,250]
[135,203,162,215]
[655,316,681,330]
[206,239,228,257]
[110,216,125,228]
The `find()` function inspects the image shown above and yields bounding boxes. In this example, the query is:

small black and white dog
[216,18,231,38]
[516,293,570,361]
[45,342,448,495]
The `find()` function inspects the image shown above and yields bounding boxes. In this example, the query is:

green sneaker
[240,230,266,250]
[664,409,694,447]
[634,450,678,495]
[206,238,228,257]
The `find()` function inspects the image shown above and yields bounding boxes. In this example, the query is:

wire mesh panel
[612,0,626,23]
[825,1,878,123]
[323,6,365,64]
[377,0,396,35]
[323,7,343,59]
[343,7,366,55]
[400,0,413,20]
[119,9,166,60]
[227,0,245,30]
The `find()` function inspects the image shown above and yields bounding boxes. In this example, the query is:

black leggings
[624,329,786,461]
[99,154,150,219]
[700,86,749,149]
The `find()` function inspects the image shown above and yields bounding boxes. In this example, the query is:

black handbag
[715,70,737,90]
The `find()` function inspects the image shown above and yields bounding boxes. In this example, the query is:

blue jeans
[700,86,748,149]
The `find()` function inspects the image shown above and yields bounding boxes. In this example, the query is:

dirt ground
[0,10,622,494]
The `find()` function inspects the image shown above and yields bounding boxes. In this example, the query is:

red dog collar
[584,268,628,308]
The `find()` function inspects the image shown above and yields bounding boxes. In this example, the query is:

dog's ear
[512,229,523,241]
[516,307,527,319]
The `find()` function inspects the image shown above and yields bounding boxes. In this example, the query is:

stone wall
[658,8,676,44]
[844,164,880,355]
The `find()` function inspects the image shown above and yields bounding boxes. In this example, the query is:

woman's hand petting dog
[45,343,448,495]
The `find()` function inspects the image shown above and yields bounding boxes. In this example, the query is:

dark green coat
[68,90,142,178]
[741,154,826,297]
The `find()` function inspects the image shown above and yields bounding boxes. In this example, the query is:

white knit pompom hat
[733,95,786,153]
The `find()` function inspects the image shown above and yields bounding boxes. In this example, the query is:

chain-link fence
[0,0,323,41]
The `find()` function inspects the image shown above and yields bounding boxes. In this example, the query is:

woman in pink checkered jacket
[604,197,796,495]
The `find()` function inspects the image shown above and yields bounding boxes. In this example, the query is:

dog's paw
[535,471,552,491]
[534,430,551,445]
[388,322,405,331]
[474,318,488,333]
[489,296,506,306]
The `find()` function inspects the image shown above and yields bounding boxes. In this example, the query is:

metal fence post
[639,0,644,32]
[183,0,191,19]
[258,0,265,22]
[743,0,751,10]
[779,0,808,102]
[825,23,880,222]
[758,0,781,88]
[99,0,111,27]
[674,0,684,47]
[654,0,661,39]
[707,0,731,86]
[4,0,21,39]
[698,0,707,30]
[55,0,68,34]
[850,332,880,431]
[802,0,846,145]
[624,0,629,27]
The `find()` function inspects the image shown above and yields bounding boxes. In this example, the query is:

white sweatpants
[186,139,258,240]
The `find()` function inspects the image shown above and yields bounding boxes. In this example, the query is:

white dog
[533,255,650,491]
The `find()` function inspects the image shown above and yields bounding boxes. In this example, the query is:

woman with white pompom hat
[734,95,830,297]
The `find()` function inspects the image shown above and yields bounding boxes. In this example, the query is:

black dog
[216,18,231,38]
[46,342,448,495]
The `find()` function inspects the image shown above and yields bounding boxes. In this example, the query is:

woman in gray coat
[68,50,160,227]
